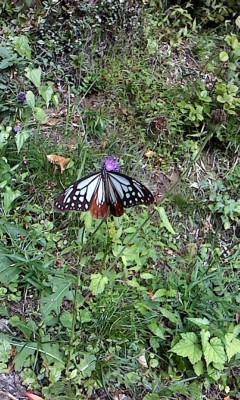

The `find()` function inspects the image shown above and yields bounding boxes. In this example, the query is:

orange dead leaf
[47,154,70,173]
[25,391,44,400]
[224,396,231,400]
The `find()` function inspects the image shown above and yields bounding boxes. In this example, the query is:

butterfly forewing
[108,172,154,210]
[54,172,101,212]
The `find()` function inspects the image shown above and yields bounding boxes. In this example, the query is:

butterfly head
[101,156,121,172]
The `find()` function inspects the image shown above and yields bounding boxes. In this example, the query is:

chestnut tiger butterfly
[54,157,154,219]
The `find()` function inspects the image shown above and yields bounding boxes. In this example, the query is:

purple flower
[103,156,121,172]
[13,125,21,133]
[17,92,26,103]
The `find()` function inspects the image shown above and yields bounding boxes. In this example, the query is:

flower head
[13,125,21,133]
[17,92,26,103]
[103,156,121,172]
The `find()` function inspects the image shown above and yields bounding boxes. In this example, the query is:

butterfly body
[55,160,154,219]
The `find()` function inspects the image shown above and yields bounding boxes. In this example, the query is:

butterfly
[54,157,154,219]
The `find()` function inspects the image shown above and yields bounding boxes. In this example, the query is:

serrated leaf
[225,333,240,361]
[148,321,165,339]
[203,336,226,366]
[171,332,202,364]
[41,282,71,319]
[15,130,30,153]
[26,67,41,88]
[157,206,176,234]
[89,273,108,295]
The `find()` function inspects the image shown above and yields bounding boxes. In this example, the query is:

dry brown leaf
[47,154,70,173]
[224,396,231,400]
[138,349,148,368]
[145,150,156,158]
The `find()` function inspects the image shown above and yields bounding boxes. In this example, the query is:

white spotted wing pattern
[55,170,154,219]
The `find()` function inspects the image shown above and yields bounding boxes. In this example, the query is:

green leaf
[203,336,226,366]
[15,130,30,153]
[14,35,31,59]
[89,273,109,295]
[157,206,176,234]
[159,307,179,324]
[60,311,73,329]
[26,90,35,109]
[140,272,155,280]
[14,342,37,370]
[39,84,53,108]
[219,51,229,62]
[41,281,72,320]
[171,332,202,364]
[193,360,205,376]
[78,353,96,378]
[26,67,41,88]
[225,333,240,361]
[3,187,21,212]
[34,107,46,122]
[187,317,210,328]
[148,321,165,339]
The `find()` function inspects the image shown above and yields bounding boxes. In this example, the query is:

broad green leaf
[60,311,73,329]
[14,35,31,59]
[15,130,30,153]
[193,360,205,376]
[171,332,202,364]
[39,84,53,108]
[34,107,46,122]
[225,333,240,361]
[148,321,165,339]
[26,67,41,88]
[157,206,176,234]
[219,51,229,62]
[188,317,210,328]
[3,187,21,212]
[89,273,109,295]
[203,336,226,366]
[140,272,155,280]
[26,90,35,108]
[159,307,179,324]
[78,353,96,378]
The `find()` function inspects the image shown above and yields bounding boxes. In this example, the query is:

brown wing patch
[109,198,124,217]
[89,192,109,219]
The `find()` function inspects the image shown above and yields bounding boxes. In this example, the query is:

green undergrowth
[0,1,240,399]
